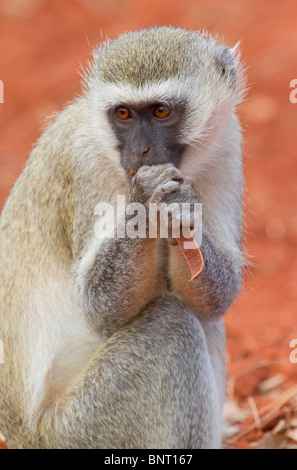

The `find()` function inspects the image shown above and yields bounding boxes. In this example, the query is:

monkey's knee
[111,294,223,448]
[39,294,222,449]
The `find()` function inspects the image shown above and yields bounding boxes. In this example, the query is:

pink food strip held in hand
[176,233,204,281]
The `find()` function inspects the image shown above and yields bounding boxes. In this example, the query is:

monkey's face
[107,101,187,174]
[86,28,244,176]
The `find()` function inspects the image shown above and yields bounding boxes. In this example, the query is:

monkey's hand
[129,164,199,243]
[129,164,184,205]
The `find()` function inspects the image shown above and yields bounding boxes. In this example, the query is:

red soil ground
[0,0,296,449]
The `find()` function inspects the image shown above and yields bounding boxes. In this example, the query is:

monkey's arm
[167,170,243,318]
[75,234,157,337]
[74,164,185,337]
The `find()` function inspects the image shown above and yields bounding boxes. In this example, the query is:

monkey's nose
[142,147,150,156]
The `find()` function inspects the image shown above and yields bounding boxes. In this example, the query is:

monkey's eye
[153,105,170,119]
[115,107,131,120]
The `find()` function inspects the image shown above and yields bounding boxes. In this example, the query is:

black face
[108,101,187,175]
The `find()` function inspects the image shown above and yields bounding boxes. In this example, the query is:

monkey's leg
[36,295,222,449]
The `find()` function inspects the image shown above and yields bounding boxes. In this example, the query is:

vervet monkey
[0,27,245,449]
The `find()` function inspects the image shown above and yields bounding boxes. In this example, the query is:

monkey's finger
[153,165,184,188]
[152,181,181,204]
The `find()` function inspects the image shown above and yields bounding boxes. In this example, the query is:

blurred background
[0,0,296,449]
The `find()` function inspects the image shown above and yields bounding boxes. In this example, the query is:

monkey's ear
[215,45,237,87]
